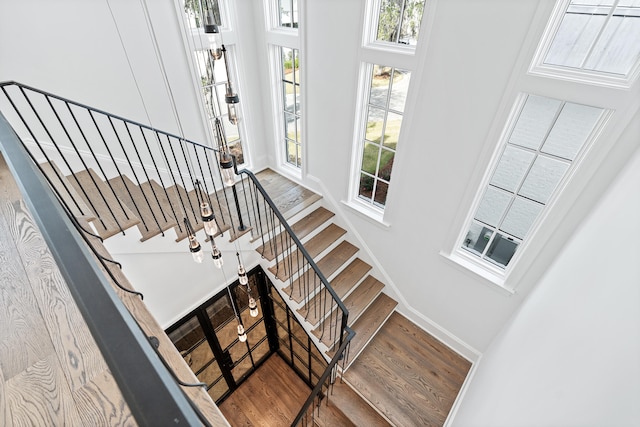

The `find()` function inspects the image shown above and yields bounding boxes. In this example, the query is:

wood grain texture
[0,204,54,380]
[4,354,83,426]
[69,168,140,239]
[2,199,107,391]
[285,240,359,304]
[333,293,397,359]
[326,381,390,427]
[72,369,136,426]
[345,313,471,427]
[258,206,334,261]
[219,354,310,426]
[39,161,96,221]
[107,176,177,242]
[269,223,346,281]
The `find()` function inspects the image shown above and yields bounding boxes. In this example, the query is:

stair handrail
[0,81,212,152]
[291,326,355,426]
[237,167,350,346]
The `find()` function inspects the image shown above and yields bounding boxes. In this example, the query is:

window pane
[370,66,391,106]
[509,95,561,150]
[376,0,426,45]
[366,107,385,143]
[377,149,394,181]
[398,0,426,45]
[519,156,570,204]
[542,102,602,160]
[545,13,606,68]
[389,71,410,112]
[376,0,402,43]
[361,142,379,175]
[584,13,640,74]
[285,112,296,139]
[359,173,375,201]
[475,186,512,227]
[374,180,389,206]
[383,112,402,149]
[485,234,519,267]
[500,197,544,240]
[490,145,536,192]
[463,222,493,255]
[283,83,295,112]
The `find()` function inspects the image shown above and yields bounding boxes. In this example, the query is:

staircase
[0,82,402,426]
[41,159,398,425]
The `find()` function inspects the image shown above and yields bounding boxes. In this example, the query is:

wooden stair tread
[68,169,140,239]
[285,241,359,304]
[312,276,385,344]
[314,397,356,427]
[327,381,391,427]
[297,258,371,322]
[329,293,397,362]
[258,206,334,261]
[255,168,321,219]
[39,162,96,221]
[165,185,204,242]
[268,223,346,282]
[107,176,178,242]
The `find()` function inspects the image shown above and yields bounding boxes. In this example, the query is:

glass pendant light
[221,45,240,125]
[195,180,218,237]
[249,297,259,318]
[189,235,203,263]
[185,218,203,263]
[237,323,247,342]
[210,236,223,268]
[219,151,235,187]
[236,252,248,285]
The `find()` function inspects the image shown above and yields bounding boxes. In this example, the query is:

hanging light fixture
[210,236,223,268]
[226,283,247,343]
[202,0,222,58]
[185,218,203,263]
[213,117,236,187]
[236,252,248,285]
[195,180,218,236]
[248,296,259,318]
[221,45,240,125]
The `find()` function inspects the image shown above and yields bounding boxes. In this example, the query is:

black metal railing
[0,81,352,425]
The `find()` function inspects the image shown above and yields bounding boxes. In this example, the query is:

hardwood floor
[219,354,311,426]
[345,312,472,427]
[0,154,136,425]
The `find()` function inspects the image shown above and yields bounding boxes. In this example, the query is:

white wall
[0,0,208,143]
[451,146,640,426]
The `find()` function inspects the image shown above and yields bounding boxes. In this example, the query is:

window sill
[439,250,516,296]
[341,199,391,229]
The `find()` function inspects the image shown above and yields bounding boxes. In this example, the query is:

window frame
[363,0,427,53]
[450,93,611,290]
[530,0,640,88]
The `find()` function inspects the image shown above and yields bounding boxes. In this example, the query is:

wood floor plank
[335,293,397,359]
[2,199,107,391]
[345,312,471,427]
[327,381,390,427]
[0,364,8,427]
[219,354,310,426]
[0,204,54,380]
[72,369,136,426]
[5,354,83,426]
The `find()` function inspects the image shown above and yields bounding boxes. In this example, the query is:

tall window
[279,47,302,168]
[277,0,299,28]
[533,0,640,84]
[357,65,410,208]
[375,0,426,45]
[461,94,605,269]
[195,49,245,163]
